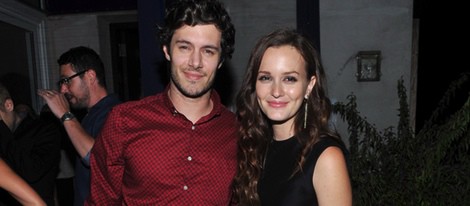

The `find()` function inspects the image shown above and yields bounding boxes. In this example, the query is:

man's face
[58,63,90,109]
[163,24,222,98]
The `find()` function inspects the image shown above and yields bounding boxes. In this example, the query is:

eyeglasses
[57,69,88,87]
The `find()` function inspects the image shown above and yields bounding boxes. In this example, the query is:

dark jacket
[0,115,61,206]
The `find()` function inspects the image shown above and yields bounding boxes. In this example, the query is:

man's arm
[62,119,94,160]
[85,109,125,205]
[38,89,94,160]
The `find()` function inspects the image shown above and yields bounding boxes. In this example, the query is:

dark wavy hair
[57,46,107,88]
[157,0,235,62]
[233,28,341,205]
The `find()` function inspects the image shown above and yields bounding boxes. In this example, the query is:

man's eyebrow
[202,45,220,51]
[175,40,191,45]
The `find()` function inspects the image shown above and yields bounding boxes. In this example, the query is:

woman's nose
[271,81,283,98]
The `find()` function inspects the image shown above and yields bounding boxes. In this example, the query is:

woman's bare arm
[0,159,46,206]
[313,147,352,206]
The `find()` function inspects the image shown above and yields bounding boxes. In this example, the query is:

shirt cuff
[82,151,91,166]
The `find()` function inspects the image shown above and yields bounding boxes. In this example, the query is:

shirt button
[191,125,195,130]
[183,185,188,190]
[187,156,192,161]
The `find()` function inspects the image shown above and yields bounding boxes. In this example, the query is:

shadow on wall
[0,72,32,107]
[213,61,235,107]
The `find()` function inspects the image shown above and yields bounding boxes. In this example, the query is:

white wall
[223,0,297,110]
[45,11,137,93]
[45,13,100,89]
[320,1,414,137]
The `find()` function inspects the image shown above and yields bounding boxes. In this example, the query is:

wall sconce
[356,50,381,82]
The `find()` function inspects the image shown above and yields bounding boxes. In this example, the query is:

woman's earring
[304,97,308,129]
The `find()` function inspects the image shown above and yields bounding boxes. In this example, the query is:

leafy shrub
[333,72,470,205]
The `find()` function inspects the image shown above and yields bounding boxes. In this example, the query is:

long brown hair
[233,28,340,205]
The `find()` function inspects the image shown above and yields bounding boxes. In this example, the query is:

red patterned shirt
[85,88,238,205]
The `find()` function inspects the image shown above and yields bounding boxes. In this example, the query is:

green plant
[333,72,470,205]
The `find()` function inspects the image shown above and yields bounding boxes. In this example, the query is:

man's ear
[4,99,14,112]
[85,69,97,84]
[163,45,171,61]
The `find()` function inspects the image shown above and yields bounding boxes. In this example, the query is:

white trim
[0,0,48,112]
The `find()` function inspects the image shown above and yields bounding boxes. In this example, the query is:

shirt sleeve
[82,100,117,167]
[85,108,125,205]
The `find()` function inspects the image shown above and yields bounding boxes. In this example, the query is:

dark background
[414,1,469,131]
[44,0,137,15]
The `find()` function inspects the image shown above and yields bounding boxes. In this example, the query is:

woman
[233,29,352,205]
[0,158,45,206]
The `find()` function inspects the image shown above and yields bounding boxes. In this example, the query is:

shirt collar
[88,94,120,114]
[162,85,224,119]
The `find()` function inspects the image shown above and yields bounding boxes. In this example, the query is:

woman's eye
[258,75,271,81]
[284,76,298,82]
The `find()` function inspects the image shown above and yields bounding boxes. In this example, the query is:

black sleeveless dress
[258,133,348,206]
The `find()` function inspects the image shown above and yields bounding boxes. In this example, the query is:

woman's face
[256,45,315,130]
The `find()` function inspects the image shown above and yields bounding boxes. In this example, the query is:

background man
[38,46,121,206]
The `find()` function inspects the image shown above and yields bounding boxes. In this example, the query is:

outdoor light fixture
[356,50,381,82]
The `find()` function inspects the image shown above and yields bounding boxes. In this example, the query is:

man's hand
[37,89,70,119]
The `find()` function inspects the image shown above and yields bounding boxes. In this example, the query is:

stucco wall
[223,0,297,110]
[45,11,137,94]
[320,1,414,137]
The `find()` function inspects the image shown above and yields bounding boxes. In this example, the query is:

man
[0,82,60,206]
[38,46,121,206]
[86,0,238,205]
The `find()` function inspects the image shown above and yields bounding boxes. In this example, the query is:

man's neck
[87,86,108,110]
[167,86,213,124]
[4,113,22,132]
